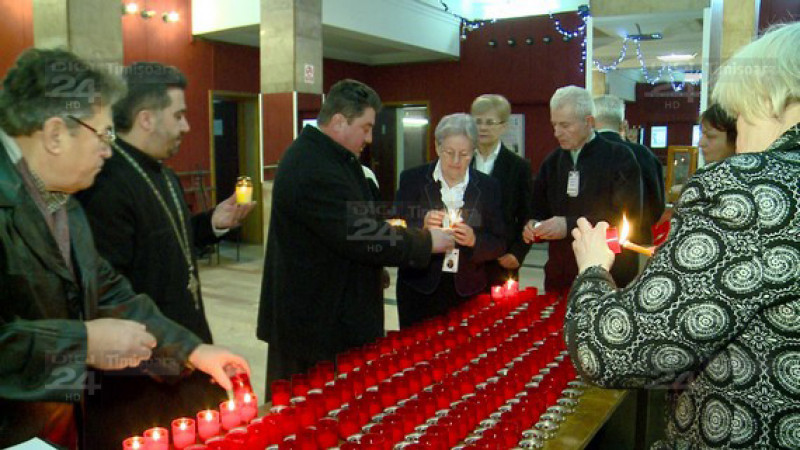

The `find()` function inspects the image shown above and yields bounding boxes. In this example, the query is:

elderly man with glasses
[0,48,249,450]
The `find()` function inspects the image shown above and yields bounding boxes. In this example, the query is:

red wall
[759,0,800,31]
[626,82,700,162]
[0,0,33,79]
[324,13,586,172]
[122,0,260,173]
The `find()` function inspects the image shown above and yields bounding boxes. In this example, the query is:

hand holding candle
[571,217,615,273]
[235,176,253,204]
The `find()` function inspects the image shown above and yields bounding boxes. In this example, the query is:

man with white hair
[594,94,664,244]
[523,85,641,293]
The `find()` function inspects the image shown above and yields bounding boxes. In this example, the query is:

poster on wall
[501,114,525,157]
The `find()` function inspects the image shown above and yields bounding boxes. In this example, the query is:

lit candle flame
[244,392,252,403]
[204,411,213,421]
[132,439,141,450]
[227,400,236,411]
[619,214,630,244]
[179,421,187,431]
[618,213,655,257]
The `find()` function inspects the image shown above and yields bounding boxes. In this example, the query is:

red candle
[196,410,220,442]
[238,392,258,423]
[122,436,145,450]
[220,400,241,431]
[491,285,505,300]
[171,418,196,449]
[143,427,169,450]
[606,227,622,253]
[204,436,230,450]
[504,278,519,297]
[224,427,248,446]
[270,379,291,406]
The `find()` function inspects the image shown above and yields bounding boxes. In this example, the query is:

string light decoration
[549,4,591,72]
[593,37,629,72]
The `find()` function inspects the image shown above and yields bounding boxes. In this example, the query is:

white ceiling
[197,1,706,72]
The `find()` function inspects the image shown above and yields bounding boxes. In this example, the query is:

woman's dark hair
[700,103,737,145]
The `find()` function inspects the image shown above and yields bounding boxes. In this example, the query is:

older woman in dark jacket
[395,113,506,328]
[566,23,800,449]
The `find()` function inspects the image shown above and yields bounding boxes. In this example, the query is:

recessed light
[657,53,697,63]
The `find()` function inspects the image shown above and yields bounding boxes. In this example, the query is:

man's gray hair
[593,95,625,129]
[550,85,595,119]
[0,48,125,136]
[434,113,478,148]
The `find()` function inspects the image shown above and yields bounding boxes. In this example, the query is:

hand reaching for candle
[452,221,476,247]
[211,193,256,230]
[498,253,520,269]
[423,210,445,229]
[85,318,157,370]
[571,217,615,273]
[522,220,539,244]
[533,216,568,240]
[188,344,251,391]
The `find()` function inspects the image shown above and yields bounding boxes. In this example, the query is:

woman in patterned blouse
[565,23,800,449]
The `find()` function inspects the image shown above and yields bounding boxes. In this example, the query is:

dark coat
[0,139,202,448]
[395,162,506,296]
[257,126,433,362]
[472,145,533,283]
[531,135,642,292]
[76,139,216,343]
[598,131,665,244]
[75,139,224,449]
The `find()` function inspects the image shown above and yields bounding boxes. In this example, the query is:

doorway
[209,91,264,245]
[368,103,430,201]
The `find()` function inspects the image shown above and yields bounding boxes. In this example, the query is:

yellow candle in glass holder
[235,176,253,204]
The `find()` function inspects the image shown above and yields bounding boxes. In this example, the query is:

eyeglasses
[67,115,116,146]
[474,118,506,126]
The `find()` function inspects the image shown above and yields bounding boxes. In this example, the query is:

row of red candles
[123,286,572,449]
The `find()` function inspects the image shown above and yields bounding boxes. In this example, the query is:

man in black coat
[257,80,454,392]
[470,95,532,287]
[524,86,642,293]
[76,62,254,448]
[594,95,665,244]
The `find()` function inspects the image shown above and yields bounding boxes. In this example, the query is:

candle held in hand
[235,176,253,204]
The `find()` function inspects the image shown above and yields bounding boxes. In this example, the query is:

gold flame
[620,214,630,244]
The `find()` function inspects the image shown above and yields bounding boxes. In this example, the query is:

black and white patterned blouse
[565,124,800,449]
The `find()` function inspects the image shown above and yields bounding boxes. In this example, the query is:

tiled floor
[199,242,548,400]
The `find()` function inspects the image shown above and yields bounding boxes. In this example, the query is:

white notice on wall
[501,113,525,157]
[304,64,315,84]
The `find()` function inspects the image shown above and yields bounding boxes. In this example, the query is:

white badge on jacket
[442,248,459,273]
[567,170,580,197]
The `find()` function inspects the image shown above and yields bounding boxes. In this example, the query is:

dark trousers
[265,346,328,399]
[396,273,468,329]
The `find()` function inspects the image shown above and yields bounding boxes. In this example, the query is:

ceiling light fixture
[657,53,697,63]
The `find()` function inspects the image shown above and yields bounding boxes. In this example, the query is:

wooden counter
[542,387,630,449]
